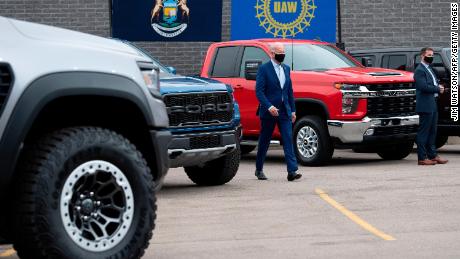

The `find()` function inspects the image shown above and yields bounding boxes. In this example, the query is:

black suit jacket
[255,61,296,119]
[413,63,440,113]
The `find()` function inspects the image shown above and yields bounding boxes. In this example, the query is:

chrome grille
[367,96,416,118]
[366,83,416,118]
[365,83,413,91]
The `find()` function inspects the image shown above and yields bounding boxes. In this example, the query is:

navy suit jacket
[414,63,440,113]
[255,61,296,119]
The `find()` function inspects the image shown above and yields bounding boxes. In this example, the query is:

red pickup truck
[200,39,419,166]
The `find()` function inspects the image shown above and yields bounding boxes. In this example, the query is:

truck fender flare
[294,98,330,119]
[0,71,155,197]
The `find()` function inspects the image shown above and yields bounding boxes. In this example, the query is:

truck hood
[160,74,231,94]
[293,67,414,84]
[7,17,141,58]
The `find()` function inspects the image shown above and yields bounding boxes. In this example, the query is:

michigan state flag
[112,0,222,41]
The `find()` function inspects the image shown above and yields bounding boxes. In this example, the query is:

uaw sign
[231,0,336,42]
[112,0,222,41]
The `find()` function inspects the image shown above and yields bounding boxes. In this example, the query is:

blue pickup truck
[120,41,242,186]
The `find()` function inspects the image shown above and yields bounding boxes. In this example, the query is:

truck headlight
[142,66,161,98]
[336,83,361,114]
[334,83,360,90]
[342,97,359,114]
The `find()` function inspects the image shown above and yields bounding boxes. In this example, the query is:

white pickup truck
[0,16,171,259]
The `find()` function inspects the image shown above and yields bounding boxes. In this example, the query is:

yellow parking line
[315,188,396,241]
[0,248,15,257]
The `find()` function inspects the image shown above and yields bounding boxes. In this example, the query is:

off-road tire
[12,127,156,259]
[435,135,449,149]
[240,144,256,155]
[184,145,241,186]
[377,142,414,160]
[293,115,334,166]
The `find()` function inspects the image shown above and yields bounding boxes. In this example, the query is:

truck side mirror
[244,60,262,81]
[166,66,177,74]
[361,57,373,67]
[336,42,345,51]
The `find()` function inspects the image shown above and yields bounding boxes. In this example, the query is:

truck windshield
[283,44,358,71]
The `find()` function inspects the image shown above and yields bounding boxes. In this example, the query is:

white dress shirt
[271,59,285,89]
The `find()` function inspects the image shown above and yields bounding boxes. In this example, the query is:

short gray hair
[269,42,284,53]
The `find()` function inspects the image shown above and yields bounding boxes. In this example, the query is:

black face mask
[424,56,434,64]
[274,53,285,63]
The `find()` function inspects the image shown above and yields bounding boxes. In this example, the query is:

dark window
[239,47,270,77]
[211,47,239,77]
[382,55,407,71]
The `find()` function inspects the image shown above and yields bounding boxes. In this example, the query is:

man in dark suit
[254,42,301,181]
[414,47,448,165]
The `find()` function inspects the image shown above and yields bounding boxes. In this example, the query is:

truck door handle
[234,84,243,89]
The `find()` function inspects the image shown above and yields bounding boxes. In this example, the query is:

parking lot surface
[2,146,460,259]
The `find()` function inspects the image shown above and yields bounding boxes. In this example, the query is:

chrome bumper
[327,115,419,143]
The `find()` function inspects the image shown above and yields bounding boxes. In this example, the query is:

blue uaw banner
[231,0,336,42]
[112,0,222,41]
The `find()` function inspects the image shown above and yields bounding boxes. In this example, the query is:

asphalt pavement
[149,145,460,259]
[2,146,460,259]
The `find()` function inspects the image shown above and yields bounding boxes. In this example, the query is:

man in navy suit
[414,47,448,165]
[254,42,301,181]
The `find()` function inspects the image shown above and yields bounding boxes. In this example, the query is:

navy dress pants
[256,108,298,173]
[416,112,438,160]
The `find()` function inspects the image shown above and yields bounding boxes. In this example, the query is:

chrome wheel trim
[296,126,319,158]
[60,160,134,252]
